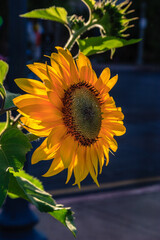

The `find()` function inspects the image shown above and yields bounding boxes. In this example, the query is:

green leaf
[8,170,76,236]
[26,133,40,142]
[0,128,31,206]
[81,0,96,10]
[78,36,141,56]
[0,83,6,98]
[4,90,20,110]
[50,209,76,237]
[8,170,44,200]
[0,60,9,85]
[0,122,7,134]
[0,128,32,171]
[0,151,9,207]
[21,6,68,25]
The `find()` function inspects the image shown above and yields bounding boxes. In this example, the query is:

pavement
[35,184,160,240]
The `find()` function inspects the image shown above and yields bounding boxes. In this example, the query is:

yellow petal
[31,138,59,164]
[102,109,124,121]
[14,78,47,97]
[76,52,92,71]
[56,47,79,84]
[107,75,118,90]
[47,91,63,110]
[94,75,106,93]
[13,94,50,108]
[80,66,91,83]
[86,147,100,187]
[14,94,62,122]
[44,79,64,99]
[47,125,67,148]
[27,64,48,82]
[43,155,64,177]
[102,95,116,107]
[21,125,51,137]
[66,161,74,184]
[99,67,111,85]
[20,116,51,137]
[103,145,109,166]
[36,63,66,91]
[73,146,88,186]
[101,129,118,152]
[60,135,78,168]
[90,144,98,177]
[102,122,126,136]
[95,142,105,174]
[50,53,64,76]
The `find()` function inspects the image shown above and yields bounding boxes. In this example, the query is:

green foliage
[4,91,20,110]
[0,128,31,207]
[78,36,141,56]
[26,133,40,142]
[0,128,32,172]
[50,209,76,237]
[0,83,5,98]
[21,6,68,25]
[0,60,8,98]
[0,151,10,207]
[0,60,8,85]
[8,169,76,236]
[0,122,7,134]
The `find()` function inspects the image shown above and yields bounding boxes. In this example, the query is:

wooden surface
[35,185,160,240]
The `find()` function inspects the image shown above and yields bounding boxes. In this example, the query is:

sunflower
[13,47,126,187]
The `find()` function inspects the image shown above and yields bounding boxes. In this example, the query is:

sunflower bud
[69,15,85,31]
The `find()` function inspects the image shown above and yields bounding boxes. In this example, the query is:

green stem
[64,20,97,51]
[0,96,5,112]
[6,111,12,129]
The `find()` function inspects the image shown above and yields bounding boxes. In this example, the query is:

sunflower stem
[6,111,12,129]
[64,20,97,51]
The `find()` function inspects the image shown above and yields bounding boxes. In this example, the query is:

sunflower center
[62,82,102,146]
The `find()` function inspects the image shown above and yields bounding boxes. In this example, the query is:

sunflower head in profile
[92,0,137,38]
[13,47,126,187]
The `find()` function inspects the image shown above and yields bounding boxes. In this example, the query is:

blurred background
[0,0,160,239]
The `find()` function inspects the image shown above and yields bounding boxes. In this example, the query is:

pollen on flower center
[62,82,102,146]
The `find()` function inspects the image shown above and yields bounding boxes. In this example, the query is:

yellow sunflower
[13,47,126,187]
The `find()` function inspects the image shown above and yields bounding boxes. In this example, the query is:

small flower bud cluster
[69,15,85,31]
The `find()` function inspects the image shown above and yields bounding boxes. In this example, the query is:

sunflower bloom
[13,47,126,187]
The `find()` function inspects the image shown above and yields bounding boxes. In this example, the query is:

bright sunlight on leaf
[0,60,8,85]
[78,36,141,56]
[0,122,6,134]
[21,6,68,25]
